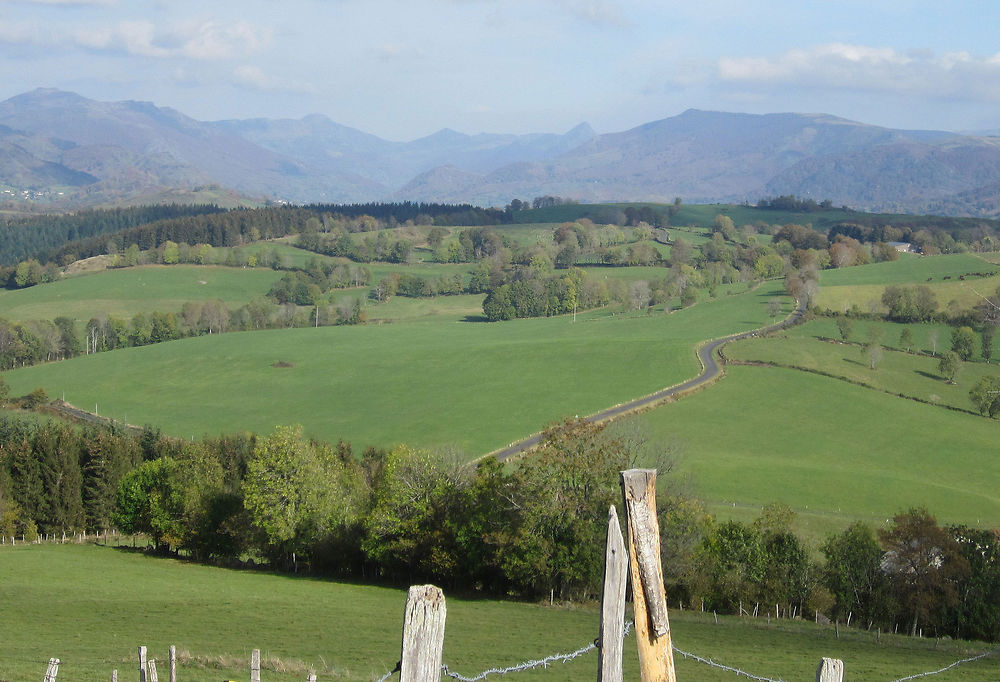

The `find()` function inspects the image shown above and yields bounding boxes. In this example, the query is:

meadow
[725,318,1000,410]
[3,283,785,455]
[813,253,1000,313]
[635,363,1000,539]
[1,543,997,682]
[0,265,283,322]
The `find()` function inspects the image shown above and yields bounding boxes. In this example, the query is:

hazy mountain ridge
[1,88,999,216]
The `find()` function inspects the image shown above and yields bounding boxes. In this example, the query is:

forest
[0,414,997,643]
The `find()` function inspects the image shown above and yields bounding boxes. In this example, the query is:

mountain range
[2,88,1000,217]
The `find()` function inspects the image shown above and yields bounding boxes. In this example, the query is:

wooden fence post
[112,670,118,682]
[43,658,60,682]
[599,505,628,682]
[138,646,147,682]
[169,646,176,682]
[621,469,676,682]
[251,649,261,682]
[147,660,158,682]
[816,657,844,682]
[399,584,447,682]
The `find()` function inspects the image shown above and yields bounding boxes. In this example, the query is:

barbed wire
[890,648,995,681]
[672,645,783,682]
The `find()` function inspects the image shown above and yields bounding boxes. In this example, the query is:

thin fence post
[399,584,447,682]
[251,649,261,682]
[621,469,676,682]
[147,660,158,682]
[113,670,118,682]
[598,505,627,682]
[138,646,147,682]
[43,658,60,682]
[169,646,176,682]
[816,657,844,682]
[307,674,316,682]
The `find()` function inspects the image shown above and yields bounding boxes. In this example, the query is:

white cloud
[718,43,1000,102]
[1,0,115,5]
[234,66,317,94]
[67,19,273,59]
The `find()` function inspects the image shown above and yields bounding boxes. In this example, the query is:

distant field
[818,253,998,287]
[726,318,1000,413]
[4,284,785,455]
[814,253,1000,313]
[634,363,1000,539]
[0,265,283,322]
[2,544,997,682]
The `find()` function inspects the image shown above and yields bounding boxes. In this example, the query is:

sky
[1,0,999,141]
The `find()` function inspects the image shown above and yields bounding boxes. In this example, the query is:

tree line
[0,413,996,642]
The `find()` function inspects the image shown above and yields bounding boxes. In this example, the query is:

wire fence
[372,623,994,682]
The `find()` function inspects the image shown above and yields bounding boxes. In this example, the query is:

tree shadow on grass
[915,369,946,381]
[461,314,489,323]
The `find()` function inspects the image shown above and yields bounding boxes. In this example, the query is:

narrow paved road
[491,299,805,461]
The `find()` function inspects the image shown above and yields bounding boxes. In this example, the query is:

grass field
[814,253,1000,313]
[3,284,784,455]
[1,543,997,682]
[633,363,1000,540]
[0,265,283,322]
[725,318,1000,411]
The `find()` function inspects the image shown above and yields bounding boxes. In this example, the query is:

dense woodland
[0,415,997,642]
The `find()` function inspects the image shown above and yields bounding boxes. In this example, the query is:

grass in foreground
[1,544,996,682]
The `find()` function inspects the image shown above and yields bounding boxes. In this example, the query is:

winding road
[490,298,806,461]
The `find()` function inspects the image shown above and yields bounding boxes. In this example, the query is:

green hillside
[636,364,1000,538]
[3,284,784,454]
[0,265,283,322]
[1,543,996,682]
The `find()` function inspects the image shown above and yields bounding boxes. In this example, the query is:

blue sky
[1,0,998,140]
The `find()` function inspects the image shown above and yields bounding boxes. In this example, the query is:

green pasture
[366,294,486,323]
[3,284,786,455]
[814,252,1000,314]
[634,364,1000,539]
[726,319,1000,411]
[818,253,999,287]
[0,266,283,322]
[2,544,997,682]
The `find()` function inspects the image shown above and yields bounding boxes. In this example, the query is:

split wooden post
[399,584,447,682]
[621,469,676,682]
[307,673,317,682]
[43,658,60,682]
[147,660,158,682]
[138,646,147,682]
[251,649,261,682]
[598,505,628,682]
[169,646,176,682]
[112,669,118,682]
[816,657,844,682]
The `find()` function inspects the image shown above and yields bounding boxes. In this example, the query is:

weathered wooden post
[598,505,628,682]
[112,670,118,682]
[251,649,261,682]
[169,646,176,682]
[621,469,675,682]
[138,646,147,682]
[399,584,447,682]
[147,660,158,682]
[306,673,316,682]
[816,657,844,682]
[43,658,60,682]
